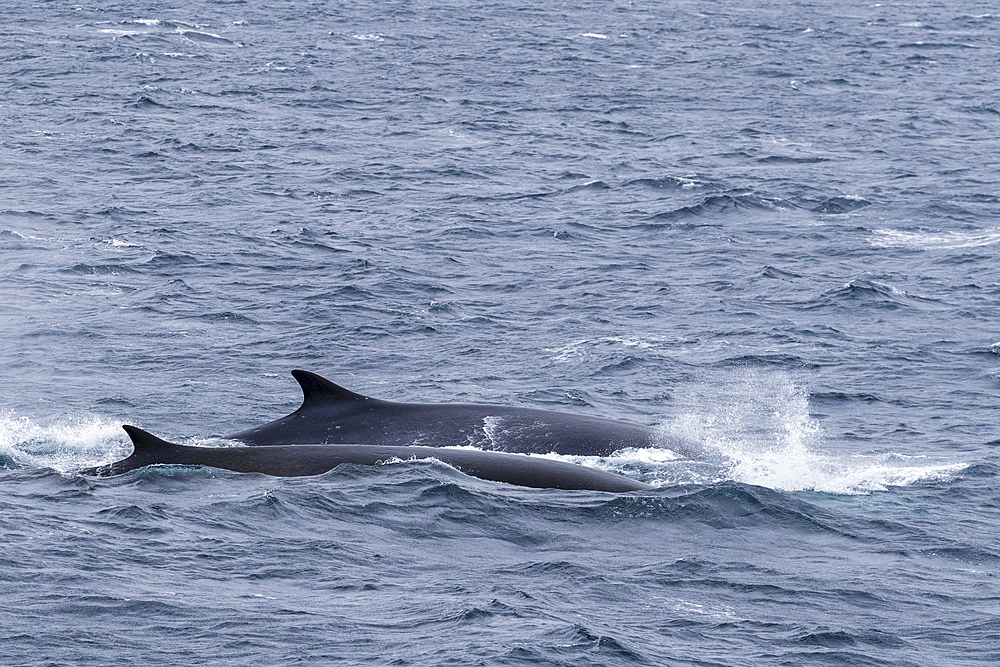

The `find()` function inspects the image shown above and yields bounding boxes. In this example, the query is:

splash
[650,370,965,494]
[0,412,129,473]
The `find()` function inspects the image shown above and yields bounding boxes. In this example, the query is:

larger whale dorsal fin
[291,369,374,408]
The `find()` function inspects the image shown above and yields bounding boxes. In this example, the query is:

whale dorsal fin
[122,425,175,456]
[291,370,373,408]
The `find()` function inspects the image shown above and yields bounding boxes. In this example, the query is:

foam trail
[0,412,130,473]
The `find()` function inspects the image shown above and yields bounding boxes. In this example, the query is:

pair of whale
[85,370,667,493]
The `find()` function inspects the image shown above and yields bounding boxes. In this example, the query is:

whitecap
[869,227,1000,249]
[98,29,145,37]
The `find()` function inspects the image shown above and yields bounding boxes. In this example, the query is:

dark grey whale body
[228,370,665,457]
[83,426,651,493]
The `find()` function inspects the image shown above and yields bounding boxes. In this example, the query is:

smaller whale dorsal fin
[122,425,175,456]
[291,370,373,408]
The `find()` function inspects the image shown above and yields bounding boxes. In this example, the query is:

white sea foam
[98,29,145,37]
[546,336,656,362]
[0,413,129,473]
[870,227,1000,249]
[102,238,141,248]
[579,32,608,39]
[536,447,678,466]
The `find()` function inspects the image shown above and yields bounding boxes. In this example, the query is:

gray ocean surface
[2,0,999,664]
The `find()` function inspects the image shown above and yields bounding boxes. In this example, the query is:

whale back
[81,426,651,492]
[227,370,663,455]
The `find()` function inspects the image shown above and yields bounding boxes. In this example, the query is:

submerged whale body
[82,426,651,493]
[228,370,667,457]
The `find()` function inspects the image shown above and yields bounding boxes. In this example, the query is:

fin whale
[227,370,671,457]
[81,426,652,493]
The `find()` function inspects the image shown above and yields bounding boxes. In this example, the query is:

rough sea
[2,0,998,664]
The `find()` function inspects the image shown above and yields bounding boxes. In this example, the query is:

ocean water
[2,0,999,664]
